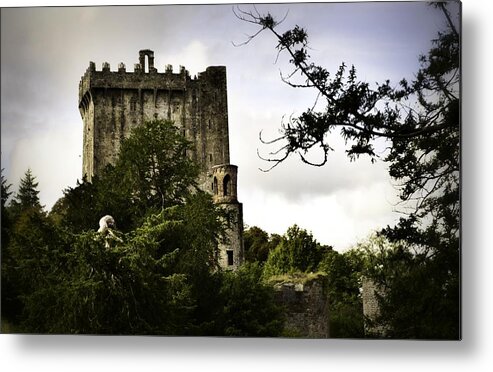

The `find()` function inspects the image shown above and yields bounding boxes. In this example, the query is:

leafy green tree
[5,120,227,334]
[159,191,228,334]
[21,211,193,334]
[51,119,199,233]
[243,225,281,263]
[28,192,288,335]
[244,226,269,262]
[358,234,458,339]
[263,225,331,277]
[235,2,460,338]
[318,249,366,338]
[215,263,284,336]
[114,119,199,212]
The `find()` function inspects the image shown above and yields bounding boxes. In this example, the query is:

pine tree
[1,168,13,247]
[1,168,12,208]
[11,168,43,214]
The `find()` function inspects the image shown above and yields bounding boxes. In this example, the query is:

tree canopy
[1,120,284,336]
[263,224,331,277]
[51,119,200,233]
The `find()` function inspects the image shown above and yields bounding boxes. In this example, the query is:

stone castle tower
[78,49,244,269]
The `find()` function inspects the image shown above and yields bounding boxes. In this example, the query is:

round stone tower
[212,164,238,204]
[211,164,243,269]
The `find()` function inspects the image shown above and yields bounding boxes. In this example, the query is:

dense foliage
[0,120,283,336]
[50,119,199,233]
[318,249,366,338]
[262,225,331,277]
[235,2,460,339]
[243,225,281,263]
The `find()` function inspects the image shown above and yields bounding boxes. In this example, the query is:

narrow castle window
[208,119,212,130]
[213,177,218,195]
[227,250,234,266]
[209,153,213,163]
[223,174,231,196]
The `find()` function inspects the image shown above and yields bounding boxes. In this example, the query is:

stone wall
[78,53,230,189]
[217,202,244,269]
[272,275,329,338]
[361,278,388,337]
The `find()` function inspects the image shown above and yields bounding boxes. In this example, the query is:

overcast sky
[0,1,460,250]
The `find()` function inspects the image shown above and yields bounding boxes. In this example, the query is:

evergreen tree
[11,168,43,214]
[1,169,16,327]
[1,168,12,247]
[1,168,12,208]
[2,169,59,328]
[21,211,193,334]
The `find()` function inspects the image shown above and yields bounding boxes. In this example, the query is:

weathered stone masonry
[362,278,388,337]
[273,276,330,338]
[79,49,244,269]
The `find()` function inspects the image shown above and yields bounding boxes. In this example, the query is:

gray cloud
[1,3,450,249]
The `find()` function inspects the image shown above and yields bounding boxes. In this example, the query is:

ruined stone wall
[362,278,388,337]
[273,277,329,338]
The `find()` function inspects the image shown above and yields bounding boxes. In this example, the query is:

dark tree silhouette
[234,2,460,338]
[10,168,44,214]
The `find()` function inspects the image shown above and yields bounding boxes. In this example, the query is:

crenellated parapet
[78,60,195,111]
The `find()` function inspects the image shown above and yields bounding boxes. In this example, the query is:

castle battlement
[79,51,227,113]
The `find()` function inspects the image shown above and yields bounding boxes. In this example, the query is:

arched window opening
[213,177,218,195]
[223,174,231,196]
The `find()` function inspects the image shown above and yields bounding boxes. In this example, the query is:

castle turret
[212,164,238,203]
[212,164,244,269]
